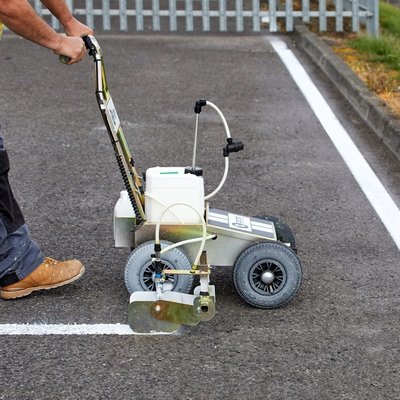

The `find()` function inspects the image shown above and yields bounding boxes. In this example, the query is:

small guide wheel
[233,241,302,309]
[124,240,194,294]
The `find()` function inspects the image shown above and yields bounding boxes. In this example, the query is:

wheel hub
[142,261,175,291]
[261,270,275,284]
[249,259,287,295]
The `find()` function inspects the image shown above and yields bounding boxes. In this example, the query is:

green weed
[380,1,400,37]
[349,2,400,72]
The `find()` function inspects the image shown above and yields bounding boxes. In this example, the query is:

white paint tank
[145,166,204,223]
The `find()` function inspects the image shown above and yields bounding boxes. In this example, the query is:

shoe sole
[0,266,85,300]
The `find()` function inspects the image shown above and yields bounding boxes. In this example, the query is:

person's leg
[0,124,84,299]
[0,222,45,286]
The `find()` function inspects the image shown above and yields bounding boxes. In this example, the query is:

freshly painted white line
[269,37,400,251]
[0,324,134,335]
[0,323,180,335]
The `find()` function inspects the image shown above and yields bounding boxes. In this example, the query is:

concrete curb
[293,24,400,161]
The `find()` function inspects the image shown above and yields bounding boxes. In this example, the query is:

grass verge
[349,2,400,73]
[325,1,400,115]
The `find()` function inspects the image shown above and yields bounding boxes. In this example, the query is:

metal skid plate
[128,297,180,334]
[128,290,216,334]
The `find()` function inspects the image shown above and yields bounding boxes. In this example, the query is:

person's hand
[53,35,86,64]
[63,17,93,37]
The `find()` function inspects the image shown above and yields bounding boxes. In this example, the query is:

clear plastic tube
[204,157,229,201]
[206,101,231,139]
[204,101,231,200]
[160,234,216,254]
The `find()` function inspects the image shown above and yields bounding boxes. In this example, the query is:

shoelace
[44,257,59,265]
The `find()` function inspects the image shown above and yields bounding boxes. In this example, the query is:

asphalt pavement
[0,33,400,399]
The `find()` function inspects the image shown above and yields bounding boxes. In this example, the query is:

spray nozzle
[194,99,207,114]
[223,138,244,157]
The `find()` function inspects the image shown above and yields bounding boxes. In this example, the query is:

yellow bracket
[163,269,210,275]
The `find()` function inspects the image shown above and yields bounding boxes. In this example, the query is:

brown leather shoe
[0,257,85,300]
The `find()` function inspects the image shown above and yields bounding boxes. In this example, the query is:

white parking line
[0,323,177,335]
[269,37,400,251]
[0,324,134,335]
[0,323,182,335]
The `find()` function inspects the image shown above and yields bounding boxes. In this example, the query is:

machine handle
[82,35,97,56]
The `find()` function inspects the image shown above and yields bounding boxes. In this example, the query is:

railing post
[136,0,144,31]
[169,0,177,31]
[366,0,379,37]
[202,0,210,32]
[236,0,244,32]
[119,0,127,31]
[219,0,227,32]
[286,0,293,32]
[85,0,94,29]
[186,0,194,32]
[252,0,260,32]
[319,0,327,32]
[351,0,360,32]
[152,0,161,31]
[302,0,310,23]
[336,0,343,32]
[268,0,277,32]
[102,0,111,31]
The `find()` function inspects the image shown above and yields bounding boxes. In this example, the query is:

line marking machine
[81,36,302,334]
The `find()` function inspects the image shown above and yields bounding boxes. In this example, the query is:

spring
[115,153,143,225]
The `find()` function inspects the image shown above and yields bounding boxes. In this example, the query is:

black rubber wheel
[233,241,302,309]
[253,215,297,253]
[124,240,194,294]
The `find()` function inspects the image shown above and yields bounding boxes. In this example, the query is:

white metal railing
[33,0,379,36]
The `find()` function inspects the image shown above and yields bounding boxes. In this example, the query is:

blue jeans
[0,125,44,287]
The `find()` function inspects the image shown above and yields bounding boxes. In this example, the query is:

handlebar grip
[59,55,71,64]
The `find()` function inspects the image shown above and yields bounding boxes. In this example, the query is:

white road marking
[0,324,134,335]
[0,323,178,335]
[269,37,400,251]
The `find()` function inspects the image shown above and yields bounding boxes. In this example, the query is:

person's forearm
[39,0,74,27]
[0,0,62,51]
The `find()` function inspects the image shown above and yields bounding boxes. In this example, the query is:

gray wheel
[124,240,194,294]
[233,241,302,309]
[253,215,297,253]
